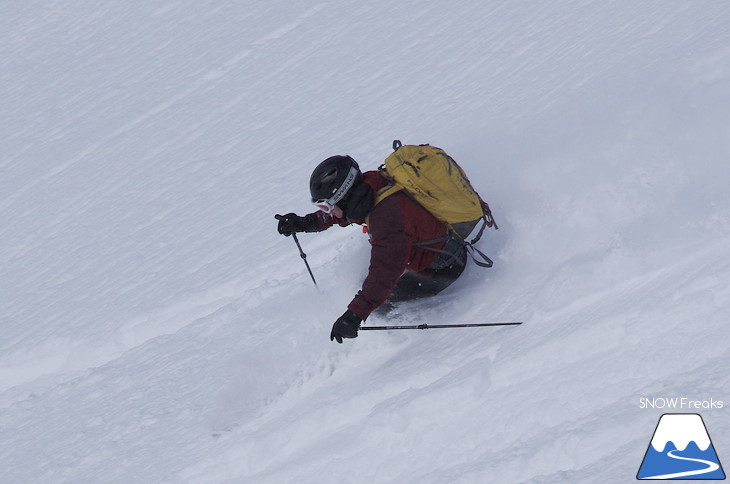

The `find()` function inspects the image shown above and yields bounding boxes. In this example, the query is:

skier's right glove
[275,213,319,236]
[330,309,362,344]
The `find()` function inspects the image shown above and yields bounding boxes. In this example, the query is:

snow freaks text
[639,397,724,410]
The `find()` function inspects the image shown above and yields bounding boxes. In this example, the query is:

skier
[276,155,467,343]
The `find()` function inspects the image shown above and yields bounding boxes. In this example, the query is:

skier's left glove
[330,309,362,344]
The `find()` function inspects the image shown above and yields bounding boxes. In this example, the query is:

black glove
[275,213,319,236]
[330,309,362,344]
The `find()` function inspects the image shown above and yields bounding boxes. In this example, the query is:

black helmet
[309,155,362,208]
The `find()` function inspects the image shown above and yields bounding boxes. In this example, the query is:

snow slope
[2,1,729,482]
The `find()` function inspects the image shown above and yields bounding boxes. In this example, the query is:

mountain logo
[637,413,725,480]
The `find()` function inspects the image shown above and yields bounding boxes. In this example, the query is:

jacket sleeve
[348,198,410,319]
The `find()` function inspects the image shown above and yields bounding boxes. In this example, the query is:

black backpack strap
[460,200,498,246]
[465,243,494,268]
[418,231,494,269]
[422,221,495,269]
[414,234,466,268]
[468,217,489,245]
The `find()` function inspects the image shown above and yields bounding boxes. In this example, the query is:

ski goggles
[312,165,359,214]
[313,199,336,214]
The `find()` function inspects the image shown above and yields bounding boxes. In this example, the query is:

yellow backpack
[374,140,497,267]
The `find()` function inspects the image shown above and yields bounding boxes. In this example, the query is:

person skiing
[276,154,468,343]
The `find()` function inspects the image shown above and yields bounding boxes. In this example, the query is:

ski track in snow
[2,1,730,483]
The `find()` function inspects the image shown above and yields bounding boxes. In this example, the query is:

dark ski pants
[387,244,467,303]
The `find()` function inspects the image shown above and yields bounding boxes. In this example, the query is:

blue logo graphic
[637,413,725,480]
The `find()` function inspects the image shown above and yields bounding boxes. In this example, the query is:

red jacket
[314,171,447,319]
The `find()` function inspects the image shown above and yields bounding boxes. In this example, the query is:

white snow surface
[2,1,729,483]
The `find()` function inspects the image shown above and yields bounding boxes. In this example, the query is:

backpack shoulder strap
[374,183,402,205]
[372,162,403,206]
[364,167,403,228]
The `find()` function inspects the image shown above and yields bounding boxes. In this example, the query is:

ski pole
[291,232,318,289]
[360,322,522,331]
